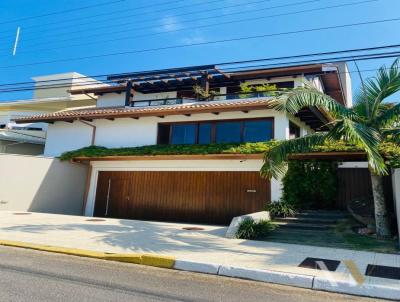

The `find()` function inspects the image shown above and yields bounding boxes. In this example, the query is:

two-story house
[0,72,100,155]
[15,63,352,224]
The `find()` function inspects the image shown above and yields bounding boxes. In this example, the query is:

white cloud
[159,16,183,32]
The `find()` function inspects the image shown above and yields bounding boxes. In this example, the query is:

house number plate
[246,189,257,193]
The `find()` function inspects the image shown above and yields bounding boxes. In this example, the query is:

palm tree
[261,59,400,238]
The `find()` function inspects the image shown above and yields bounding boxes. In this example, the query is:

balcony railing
[128,91,276,107]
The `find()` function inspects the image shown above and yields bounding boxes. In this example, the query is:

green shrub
[267,201,297,218]
[235,218,276,239]
[58,140,400,170]
[59,142,279,161]
[282,160,337,210]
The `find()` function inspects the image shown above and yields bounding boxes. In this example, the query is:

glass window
[243,120,273,142]
[198,123,212,144]
[216,121,241,143]
[171,124,196,144]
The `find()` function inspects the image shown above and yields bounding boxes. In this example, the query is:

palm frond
[271,82,355,119]
[382,127,400,142]
[261,133,328,179]
[327,119,387,175]
[382,128,400,136]
[376,102,400,128]
[356,58,400,122]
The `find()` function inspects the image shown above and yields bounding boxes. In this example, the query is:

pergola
[67,63,346,132]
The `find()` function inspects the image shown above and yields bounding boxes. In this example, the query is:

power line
[0,49,399,94]
[0,16,398,69]
[10,0,372,51]
[0,0,215,37]
[13,0,314,44]
[222,51,400,71]
[0,0,128,26]
[0,43,399,89]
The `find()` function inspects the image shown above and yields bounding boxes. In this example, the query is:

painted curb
[141,254,175,269]
[0,239,174,268]
[219,265,314,289]
[104,253,142,264]
[0,239,107,259]
[174,259,221,274]
[1,239,399,300]
[313,277,400,301]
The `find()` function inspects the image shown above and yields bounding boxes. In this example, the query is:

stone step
[295,211,348,220]
[272,221,331,231]
[274,217,338,225]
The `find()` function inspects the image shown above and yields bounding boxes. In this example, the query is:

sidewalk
[0,211,399,299]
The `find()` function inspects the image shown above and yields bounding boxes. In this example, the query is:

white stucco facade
[44,108,310,157]
[43,107,312,203]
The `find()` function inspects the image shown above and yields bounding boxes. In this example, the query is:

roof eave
[13,100,273,124]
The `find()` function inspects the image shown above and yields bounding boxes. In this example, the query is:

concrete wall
[32,72,102,100]
[0,154,88,215]
[392,169,400,246]
[44,121,93,156]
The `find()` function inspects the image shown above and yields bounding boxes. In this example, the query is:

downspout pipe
[77,118,96,146]
[76,118,96,216]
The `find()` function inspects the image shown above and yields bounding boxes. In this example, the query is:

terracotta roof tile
[14,99,273,123]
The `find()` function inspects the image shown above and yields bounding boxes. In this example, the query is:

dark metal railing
[128,91,276,107]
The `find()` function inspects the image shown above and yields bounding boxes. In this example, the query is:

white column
[274,112,290,140]
[270,113,289,201]
[271,178,283,202]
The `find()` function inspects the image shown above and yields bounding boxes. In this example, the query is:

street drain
[86,218,106,222]
[182,227,204,231]
[13,212,32,215]
[365,264,400,280]
[298,257,341,271]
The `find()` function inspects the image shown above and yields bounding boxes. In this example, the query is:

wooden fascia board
[288,152,366,160]
[69,85,126,95]
[73,153,264,162]
[73,151,368,163]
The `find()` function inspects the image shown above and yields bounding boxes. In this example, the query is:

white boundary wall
[0,154,88,215]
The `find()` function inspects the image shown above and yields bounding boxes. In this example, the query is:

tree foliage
[262,58,400,179]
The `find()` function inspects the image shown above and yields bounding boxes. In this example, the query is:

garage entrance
[94,171,270,225]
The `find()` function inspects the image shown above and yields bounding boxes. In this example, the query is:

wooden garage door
[94,171,270,225]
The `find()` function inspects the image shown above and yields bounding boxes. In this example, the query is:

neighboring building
[15,63,352,224]
[0,72,100,155]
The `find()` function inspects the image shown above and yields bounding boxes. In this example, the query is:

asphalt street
[0,246,387,302]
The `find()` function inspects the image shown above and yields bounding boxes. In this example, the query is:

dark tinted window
[159,118,274,145]
[171,124,196,144]
[157,124,170,144]
[198,123,212,144]
[243,120,273,142]
[216,121,241,143]
[289,121,301,139]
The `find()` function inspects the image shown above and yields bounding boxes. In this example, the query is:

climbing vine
[282,160,338,210]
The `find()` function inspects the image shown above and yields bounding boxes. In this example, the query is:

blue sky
[0,0,399,101]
